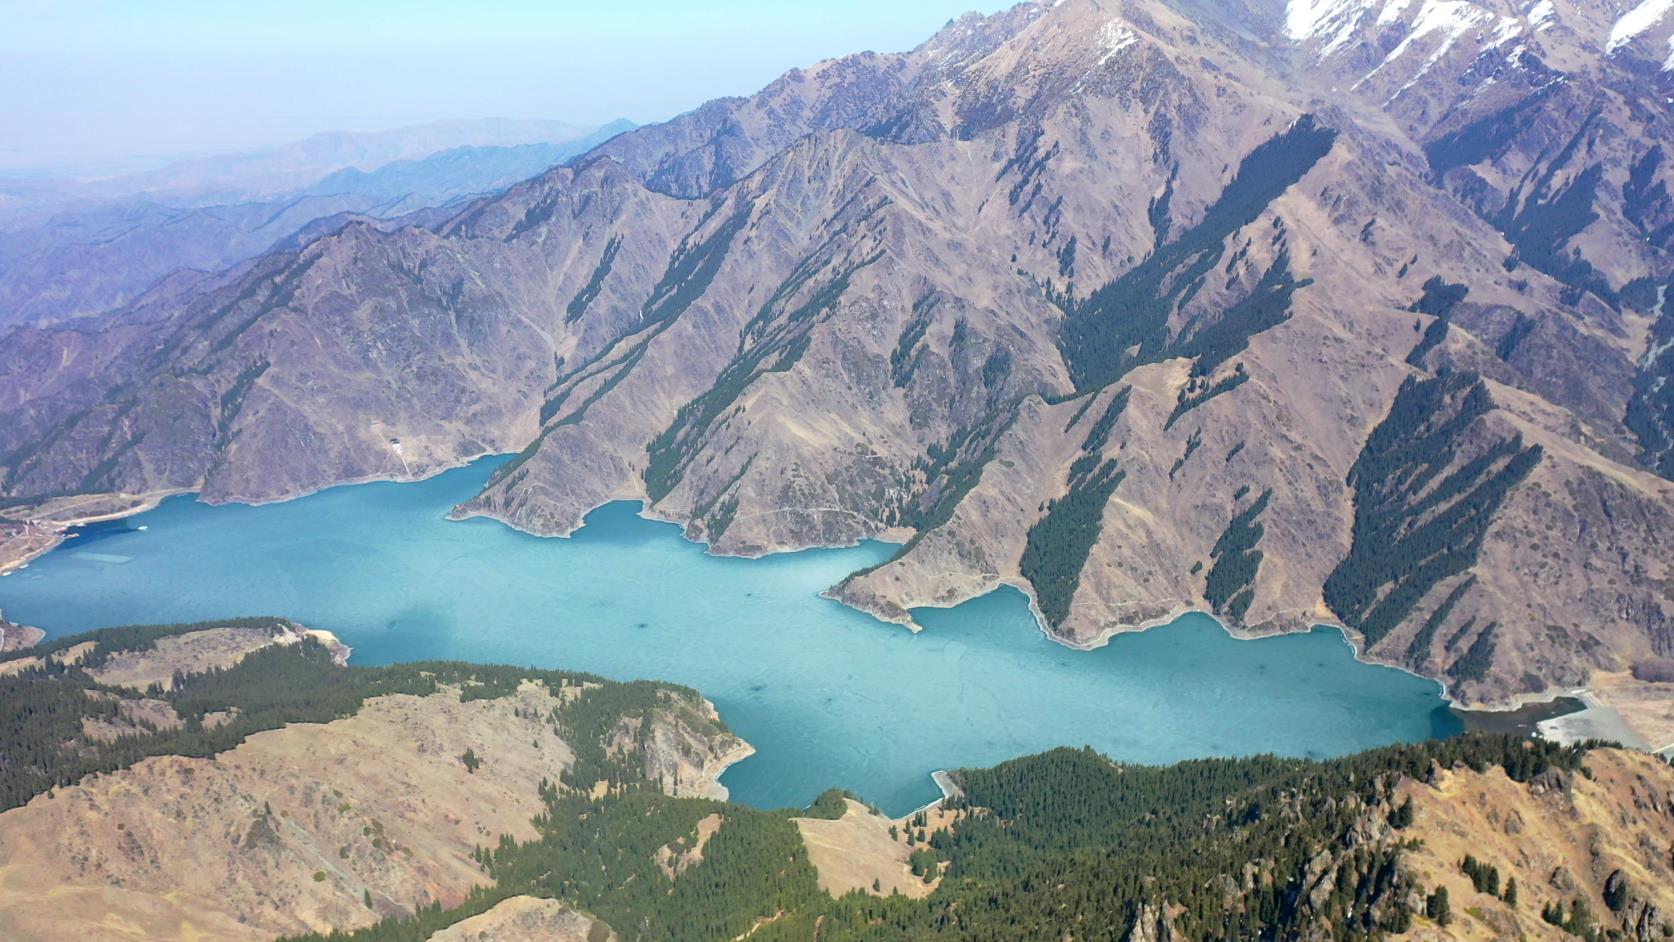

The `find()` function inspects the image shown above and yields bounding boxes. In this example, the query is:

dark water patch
[1452,696,1585,737]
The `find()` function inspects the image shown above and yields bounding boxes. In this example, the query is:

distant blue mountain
[302,119,636,208]
[0,119,635,326]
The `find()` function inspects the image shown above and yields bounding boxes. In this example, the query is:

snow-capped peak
[1285,0,1379,46]
[1605,0,1674,52]
[1285,0,1520,57]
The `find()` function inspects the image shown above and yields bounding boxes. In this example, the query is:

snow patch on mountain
[1379,0,1421,26]
[1288,0,1524,63]
[1285,0,1374,46]
[1606,0,1674,52]
[1098,19,1139,63]
[1336,0,1523,97]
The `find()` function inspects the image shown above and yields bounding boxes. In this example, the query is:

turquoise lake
[0,457,1460,814]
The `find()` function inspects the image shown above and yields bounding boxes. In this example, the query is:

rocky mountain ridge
[0,0,1671,713]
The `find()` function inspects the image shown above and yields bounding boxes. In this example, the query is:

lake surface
[0,457,1460,814]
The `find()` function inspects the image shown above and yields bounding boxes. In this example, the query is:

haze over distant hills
[1,118,610,204]
[0,119,634,326]
[1,0,1672,724]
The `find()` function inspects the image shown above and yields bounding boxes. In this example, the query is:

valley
[2,0,1670,725]
[0,459,1459,815]
[4,0,1674,937]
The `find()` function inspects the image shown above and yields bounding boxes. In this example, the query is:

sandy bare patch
[0,618,44,653]
[80,696,183,742]
[0,656,41,677]
[426,895,609,941]
[1397,749,1674,940]
[0,640,96,677]
[657,812,723,878]
[88,625,289,691]
[1587,672,1674,754]
[0,683,576,942]
[794,798,938,899]
[0,522,62,575]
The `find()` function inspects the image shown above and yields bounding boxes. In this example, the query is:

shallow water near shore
[0,457,1460,814]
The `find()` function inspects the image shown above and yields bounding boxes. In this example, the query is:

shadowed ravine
[0,456,1460,814]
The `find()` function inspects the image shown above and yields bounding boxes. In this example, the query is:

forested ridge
[1020,386,1132,626]
[1323,372,1540,667]
[1204,488,1270,620]
[0,619,707,812]
[1625,276,1674,479]
[1059,116,1333,393]
[284,730,1610,942]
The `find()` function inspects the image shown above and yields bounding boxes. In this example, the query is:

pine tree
[1389,796,1413,828]
[1426,886,1452,926]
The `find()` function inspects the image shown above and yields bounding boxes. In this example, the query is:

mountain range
[0,117,610,206]
[0,120,635,328]
[2,0,1672,723]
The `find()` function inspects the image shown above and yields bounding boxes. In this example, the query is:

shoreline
[1535,688,1655,751]
[875,572,1591,721]
[1,489,187,575]
[6,463,1616,741]
[0,619,46,653]
[1,452,509,575]
[299,627,353,666]
[902,769,963,820]
[693,738,758,802]
[218,449,506,510]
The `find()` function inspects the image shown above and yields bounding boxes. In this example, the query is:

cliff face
[1,0,1672,706]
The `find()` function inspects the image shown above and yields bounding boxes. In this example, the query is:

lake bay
[0,458,1460,814]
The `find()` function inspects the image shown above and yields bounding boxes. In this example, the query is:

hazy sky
[0,0,1008,173]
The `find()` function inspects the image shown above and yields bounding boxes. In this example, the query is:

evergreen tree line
[849,410,1019,582]
[1059,115,1336,392]
[284,733,1602,942]
[1019,457,1126,626]
[1322,372,1541,659]
[645,248,879,502]
[1403,276,1468,367]
[1203,488,1270,620]
[1017,385,1140,627]
[1164,365,1248,431]
[531,205,753,440]
[1624,275,1674,479]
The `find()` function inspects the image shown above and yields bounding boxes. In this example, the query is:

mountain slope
[0,621,741,941]
[1,0,1671,711]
